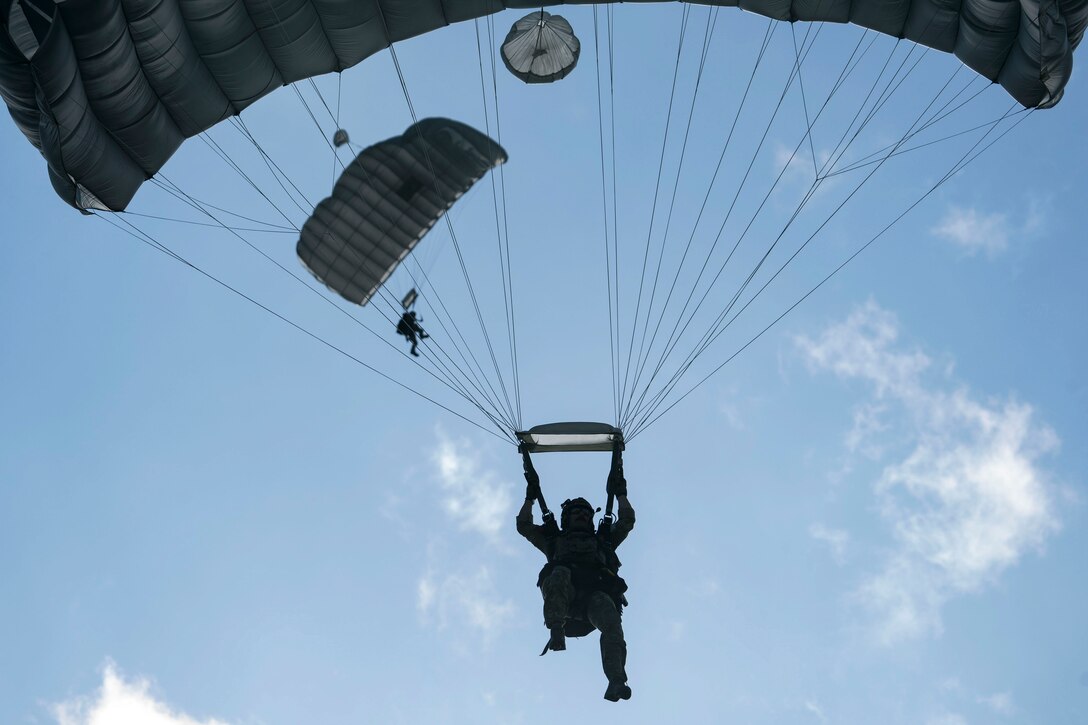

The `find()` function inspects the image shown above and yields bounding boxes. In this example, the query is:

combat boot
[547,624,566,651]
[604,681,631,701]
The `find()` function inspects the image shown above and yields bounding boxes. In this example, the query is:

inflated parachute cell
[297,118,508,306]
[501,11,580,84]
[1,0,1086,211]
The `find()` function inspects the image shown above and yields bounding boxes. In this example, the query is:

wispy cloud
[417,565,516,643]
[977,691,1015,716]
[804,700,828,722]
[932,198,1049,258]
[798,301,1060,644]
[774,142,832,184]
[809,523,850,565]
[53,662,231,725]
[431,432,514,541]
[931,205,1011,257]
[926,714,968,725]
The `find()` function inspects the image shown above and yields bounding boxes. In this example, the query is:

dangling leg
[539,566,574,651]
[587,591,630,701]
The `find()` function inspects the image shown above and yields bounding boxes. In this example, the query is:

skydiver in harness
[516,443,635,701]
[396,310,429,356]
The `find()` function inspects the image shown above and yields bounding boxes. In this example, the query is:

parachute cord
[624,25,896,427]
[818,42,927,184]
[335,74,344,188]
[617,5,692,413]
[488,13,525,429]
[285,82,347,182]
[791,23,821,179]
[593,6,620,425]
[824,77,990,178]
[119,210,294,235]
[627,104,1031,441]
[621,7,718,422]
[371,2,519,428]
[260,1,345,183]
[370,261,520,435]
[358,189,521,432]
[371,285,517,433]
[619,19,779,426]
[385,40,521,431]
[475,13,524,430]
[150,177,294,234]
[95,212,514,444]
[625,23,903,426]
[290,80,520,435]
[608,5,621,426]
[627,47,935,430]
[619,21,814,427]
[142,191,295,232]
[149,174,518,436]
[192,132,302,232]
[626,61,1000,433]
[230,117,314,215]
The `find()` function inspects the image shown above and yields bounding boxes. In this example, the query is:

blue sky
[1,5,1086,724]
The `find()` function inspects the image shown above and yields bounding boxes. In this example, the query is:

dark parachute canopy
[501,10,580,84]
[297,118,507,306]
[1,0,1085,213]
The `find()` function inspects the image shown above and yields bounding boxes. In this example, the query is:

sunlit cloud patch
[417,565,516,642]
[798,301,1060,643]
[431,432,514,541]
[53,663,231,725]
[808,523,850,565]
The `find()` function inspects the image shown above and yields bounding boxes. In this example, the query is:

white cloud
[417,565,516,642]
[432,433,514,541]
[774,142,832,184]
[977,692,1015,716]
[809,523,850,565]
[926,714,968,725]
[719,397,747,431]
[804,700,828,722]
[798,301,1060,644]
[845,402,890,458]
[930,206,1010,257]
[53,663,231,725]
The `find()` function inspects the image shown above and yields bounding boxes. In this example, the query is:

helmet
[560,497,597,530]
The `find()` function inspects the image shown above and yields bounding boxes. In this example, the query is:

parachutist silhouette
[517,445,635,701]
[396,311,429,356]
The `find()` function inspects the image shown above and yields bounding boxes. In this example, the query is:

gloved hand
[607,449,627,497]
[523,450,541,500]
[607,469,627,497]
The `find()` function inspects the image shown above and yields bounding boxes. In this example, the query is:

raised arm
[516,449,553,556]
[607,446,635,548]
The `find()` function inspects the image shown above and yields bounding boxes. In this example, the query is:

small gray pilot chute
[516,422,623,453]
[501,11,580,84]
[332,129,350,148]
[297,118,507,306]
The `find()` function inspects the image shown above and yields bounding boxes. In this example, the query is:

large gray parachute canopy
[297,118,507,307]
[0,1,1086,212]
[501,11,580,84]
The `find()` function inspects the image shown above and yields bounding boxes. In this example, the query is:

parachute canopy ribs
[297,118,507,306]
[501,11,580,84]
[517,423,624,453]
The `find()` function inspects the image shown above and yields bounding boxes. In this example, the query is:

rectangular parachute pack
[516,422,624,453]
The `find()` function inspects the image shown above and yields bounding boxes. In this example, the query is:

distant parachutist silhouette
[396,310,429,357]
